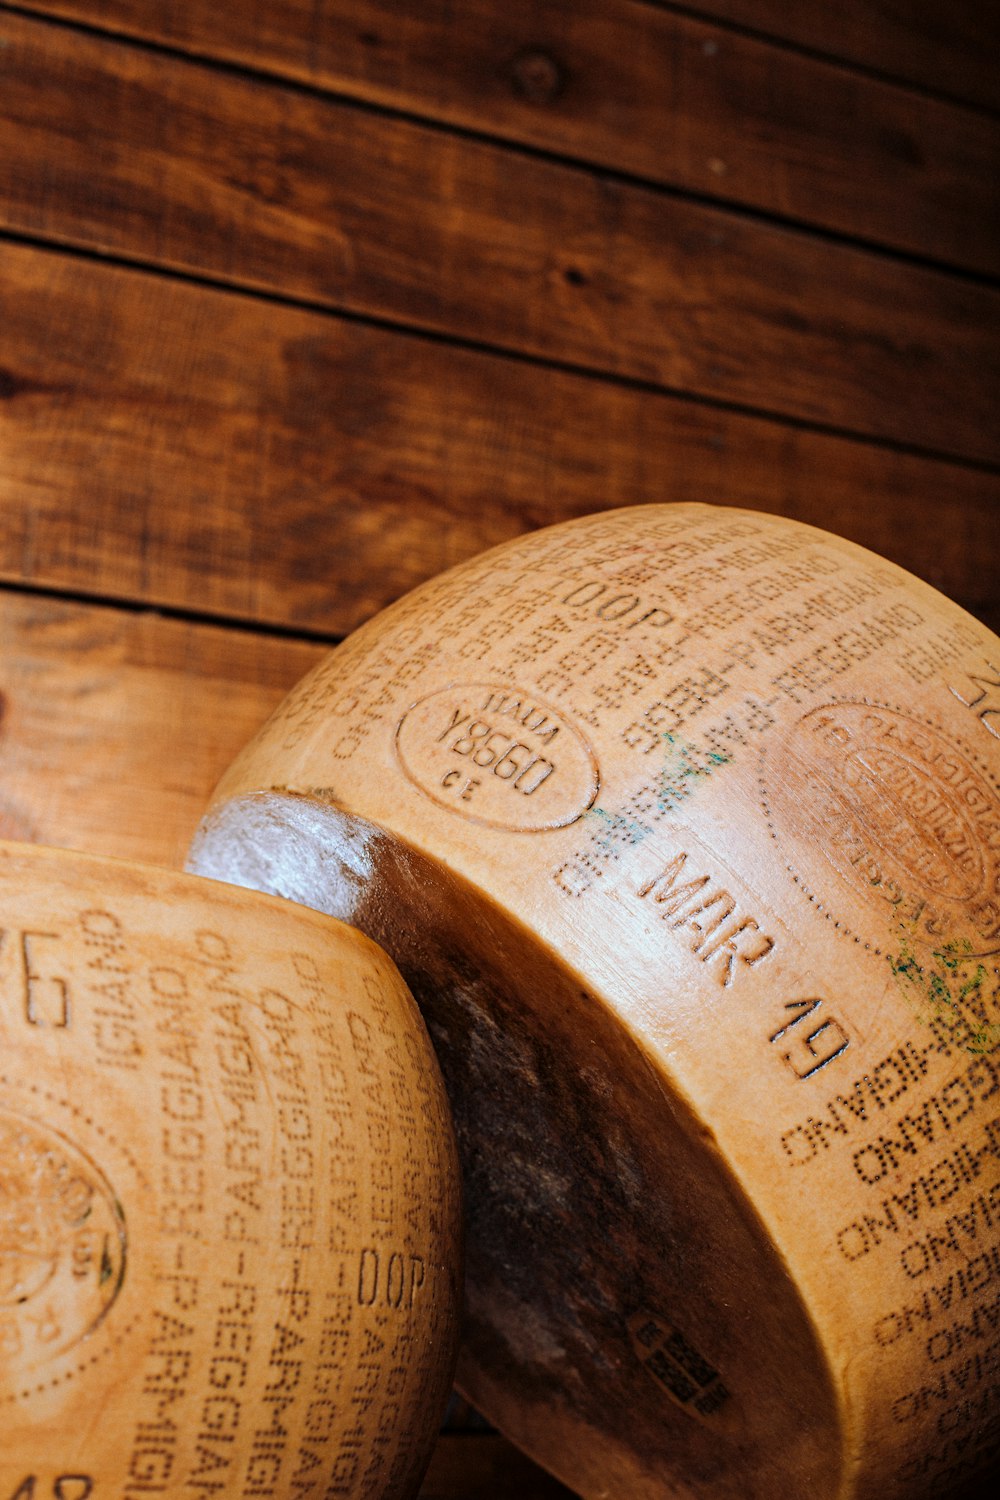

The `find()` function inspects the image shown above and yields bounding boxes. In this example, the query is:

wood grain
[2,242,997,637]
[687,0,1000,113]
[8,0,999,273]
[418,1434,573,1497]
[1,14,997,463]
[0,590,322,867]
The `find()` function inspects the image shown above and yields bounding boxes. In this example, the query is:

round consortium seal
[762,701,1000,959]
[0,1108,126,1390]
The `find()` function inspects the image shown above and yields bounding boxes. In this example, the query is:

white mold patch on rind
[189,790,377,926]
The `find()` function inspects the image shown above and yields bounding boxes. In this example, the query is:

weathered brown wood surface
[0,0,997,1492]
[693,0,1000,111]
[9,0,999,271]
[0,593,322,866]
[2,242,996,635]
[16,0,1000,112]
[1,12,997,463]
[419,1434,572,1497]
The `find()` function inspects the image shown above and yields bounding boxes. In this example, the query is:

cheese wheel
[0,841,461,1500]
[189,504,1000,1499]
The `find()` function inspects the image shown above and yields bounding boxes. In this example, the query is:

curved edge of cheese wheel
[189,502,1000,1499]
[0,838,462,1500]
[190,790,848,1500]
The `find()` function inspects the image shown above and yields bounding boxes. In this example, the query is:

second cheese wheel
[190,503,1000,1499]
[0,842,461,1499]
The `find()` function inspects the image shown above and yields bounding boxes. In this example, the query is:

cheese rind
[191,503,1000,1499]
[0,841,461,1500]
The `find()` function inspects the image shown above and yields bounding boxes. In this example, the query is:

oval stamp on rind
[762,702,1000,958]
[0,1108,127,1392]
[395,683,600,832]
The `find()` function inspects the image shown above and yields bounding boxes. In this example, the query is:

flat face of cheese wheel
[0,841,461,1500]
[190,503,1000,1498]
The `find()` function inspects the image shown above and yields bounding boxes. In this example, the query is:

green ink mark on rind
[888,933,999,1056]
[558,733,734,897]
[585,734,732,853]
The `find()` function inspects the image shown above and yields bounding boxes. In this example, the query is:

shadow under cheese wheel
[0,841,461,1500]
[189,503,1000,1499]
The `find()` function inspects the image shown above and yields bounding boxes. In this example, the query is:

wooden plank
[9,0,999,274]
[2,242,997,636]
[418,1434,573,1497]
[0,590,322,867]
[0,16,997,463]
[684,0,1000,114]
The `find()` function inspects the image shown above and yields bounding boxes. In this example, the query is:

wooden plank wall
[0,2,997,1494]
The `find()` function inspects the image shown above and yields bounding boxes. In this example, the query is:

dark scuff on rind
[189,789,842,1500]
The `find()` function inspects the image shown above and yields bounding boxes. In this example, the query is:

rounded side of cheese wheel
[0,841,462,1500]
[189,503,1000,1499]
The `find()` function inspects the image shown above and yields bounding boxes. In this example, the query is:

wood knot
[509,48,565,105]
[0,367,24,400]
